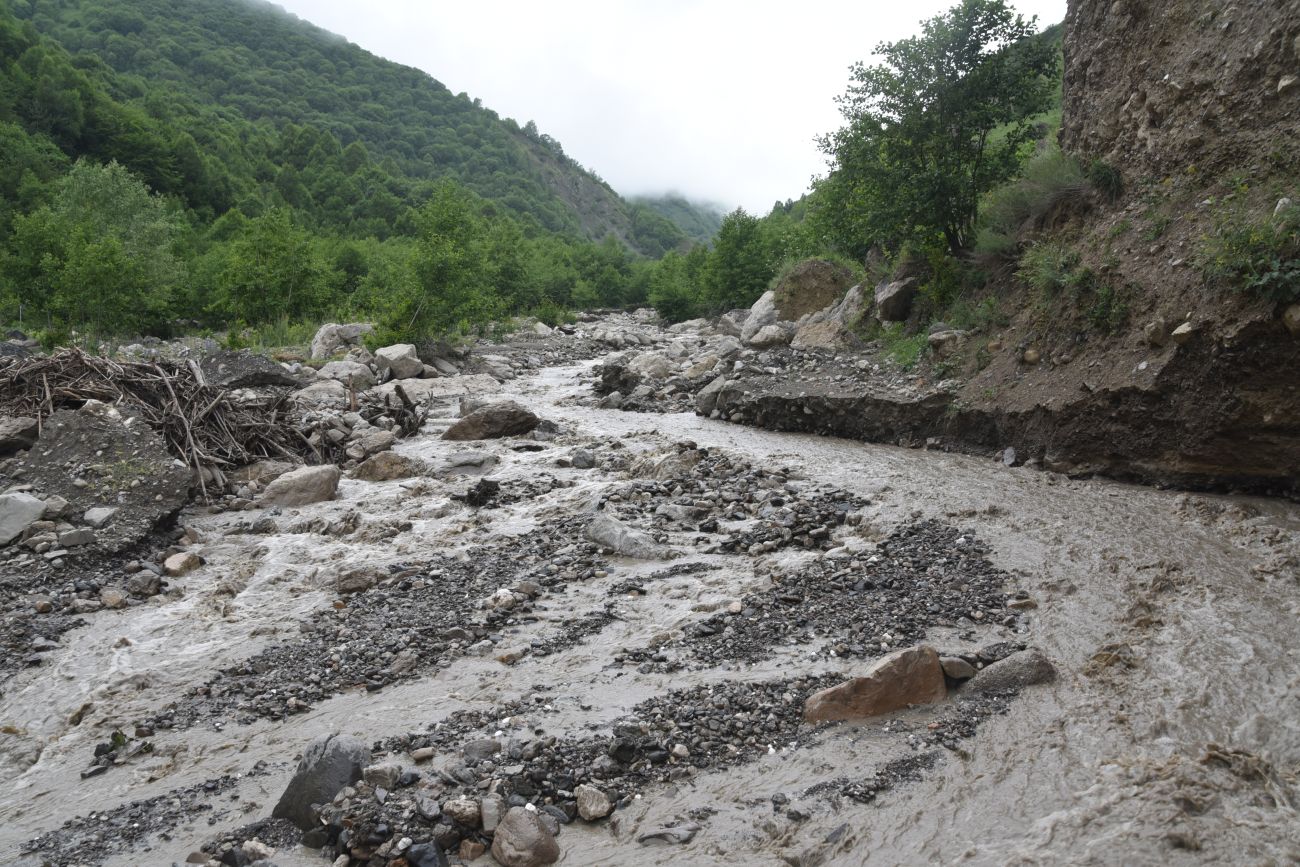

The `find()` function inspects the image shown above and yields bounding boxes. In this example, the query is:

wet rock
[637,821,701,845]
[375,344,424,380]
[874,278,918,322]
[406,842,449,867]
[350,451,425,482]
[271,734,369,830]
[803,645,948,722]
[200,351,298,389]
[570,449,596,469]
[260,465,340,507]
[586,513,671,560]
[442,401,540,441]
[574,784,613,821]
[696,375,730,416]
[164,551,201,577]
[333,566,382,594]
[317,360,377,390]
[967,648,1056,693]
[310,322,374,360]
[0,492,45,546]
[0,415,38,455]
[940,657,978,681]
[125,571,162,597]
[100,587,128,609]
[491,807,560,867]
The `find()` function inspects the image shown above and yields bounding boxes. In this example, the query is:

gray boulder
[317,360,377,390]
[967,648,1057,693]
[374,344,424,380]
[260,465,340,507]
[0,492,45,546]
[310,323,374,360]
[875,278,919,322]
[0,416,39,456]
[442,401,540,441]
[272,734,370,830]
[748,323,793,348]
[491,807,560,867]
[740,291,778,343]
[200,351,298,389]
[696,375,730,416]
[587,513,671,559]
[715,308,750,337]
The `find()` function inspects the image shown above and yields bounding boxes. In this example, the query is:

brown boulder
[442,401,539,441]
[349,451,426,482]
[773,258,856,321]
[803,645,948,722]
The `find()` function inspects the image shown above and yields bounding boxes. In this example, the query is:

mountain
[633,194,727,245]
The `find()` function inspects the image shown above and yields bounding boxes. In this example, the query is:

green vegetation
[974,143,1086,256]
[1200,201,1300,303]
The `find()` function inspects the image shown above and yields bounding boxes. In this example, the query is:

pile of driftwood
[0,349,427,500]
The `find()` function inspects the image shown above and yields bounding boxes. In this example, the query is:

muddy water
[3,349,1297,866]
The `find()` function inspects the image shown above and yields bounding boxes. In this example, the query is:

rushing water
[3,350,1296,866]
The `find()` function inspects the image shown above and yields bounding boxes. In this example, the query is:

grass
[975,143,1088,257]
[225,316,322,351]
[1199,200,1300,303]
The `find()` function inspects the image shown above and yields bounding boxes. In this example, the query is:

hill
[632,194,726,245]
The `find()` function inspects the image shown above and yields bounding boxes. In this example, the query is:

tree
[816,0,1058,256]
[214,208,335,323]
[703,209,776,312]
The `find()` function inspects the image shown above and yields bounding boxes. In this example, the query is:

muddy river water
[3,339,1297,866]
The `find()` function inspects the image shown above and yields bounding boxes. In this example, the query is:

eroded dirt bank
[2,315,1297,867]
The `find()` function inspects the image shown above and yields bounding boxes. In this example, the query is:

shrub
[1018,241,1082,295]
[1087,159,1124,202]
[1200,202,1300,303]
[976,144,1087,256]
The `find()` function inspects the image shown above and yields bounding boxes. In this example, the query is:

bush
[976,144,1087,256]
[1018,241,1083,295]
[1087,159,1124,202]
[1200,202,1300,303]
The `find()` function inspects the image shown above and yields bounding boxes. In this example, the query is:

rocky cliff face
[1061,0,1300,176]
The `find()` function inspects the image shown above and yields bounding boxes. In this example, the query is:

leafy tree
[816,0,1058,256]
[214,208,336,323]
[703,209,777,312]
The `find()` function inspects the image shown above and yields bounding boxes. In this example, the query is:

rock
[42,495,69,519]
[791,320,860,351]
[333,566,382,594]
[164,551,201,577]
[803,645,948,722]
[353,429,396,456]
[570,449,596,469]
[1170,322,1196,345]
[406,842,449,867]
[491,807,560,867]
[696,374,730,416]
[1002,447,1019,467]
[480,793,506,832]
[444,796,481,827]
[350,451,425,482]
[574,783,613,821]
[773,259,856,321]
[374,344,424,380]
[626,351,675,381]
[874,278,918,322]
[716,308,749,337]
[83,506,118,529]
[442,401,540,441]
[100,587,128,609]
[636,821,701,845]
[1143,317,1172,347]
[373,374,499,405]
[261,465,341,507]
[940,657,978,681]
[926,329,968,358]
[0,492,45,546]
[586,513,672,560]
[1284,303,1300,337]
[967,648,1056,693]
[748,324,794,348]
[0,416,38,455]
[362,761,402,790]
[317,360,377,390]
[290,380,347,410]
[740,291,778,343]
[125,571,162,597]
[200,351,298,388]
[57,528,95,547]
[1022,348,1041,364]
[310,322,374,360]
[271,733,369,830]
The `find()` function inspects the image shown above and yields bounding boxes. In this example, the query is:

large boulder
[349,451,426,482]
[310,323,374,360]
[715,308,750,337]
[374,344,424,380]
[491,807,560,867]
[371,374,499,405]
[791,320,860,351]
[626,351,676,382]
[773,258,856,321]
[272,734,369,830]
[874,278,919,323]
[586,513,671,559]
[0,415,39,456]
[289,380,347,410]
[0,492,45,546]
[260,465,341,507]
[804,645,948,722]
[442,401,540,441]
[200,350,298,389]
[748,324,793,348]
[696,375,730,416]
[10,401,190,554]
[740,291,779,344]
[317,360,377,390]
[967,648,1056,693]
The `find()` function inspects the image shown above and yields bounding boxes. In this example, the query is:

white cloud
[272,0,1068,212]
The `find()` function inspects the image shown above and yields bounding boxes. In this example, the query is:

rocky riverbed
[2,312,1298,866]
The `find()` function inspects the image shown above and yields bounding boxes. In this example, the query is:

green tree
[214,208,335,323]
[816,0,1058,256]
[703,209,776,312]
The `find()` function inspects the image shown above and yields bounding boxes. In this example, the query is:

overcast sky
[272,0,1067,213]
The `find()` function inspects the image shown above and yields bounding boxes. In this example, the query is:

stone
[374,344,424,380]
[626,351,675,381]
[463,737,501,763]
[444,796,481,827]
[407,842,449,867]
[350,451,425,482]
[83,506,118,529]
[0,415,38,455]
[0,492,46,546]
[100,587,128,609]
[271,734,370,830]
[803,645,948,722]
[636,821,701,845]
[1143,317,1171,347]
[200,351,298,388]
[791,320,860,351]
[42,495,69,519]
[1283,303,1300,337]
[372,374,499,405]
[362,761,402,790]
[1022,348,1041,364]
[491,807,560,867]
[125,571,162,597]
[354,429,396,456]
[940,656,978,681]
[740,291,779,343]
[772,258,855,321]
[586,513,672,560]
[57,528,95,547]
[459,839,487,861]
[570,449,596,469]
[575,783,613,821]
[967,648,1056,693]
[748,324,793,348]
[290,380,347,410]
[1170,322,1196,345]
[317,360,377,390]
[333,566,382,594]
[926,329,968,358]
[696,374,730,417]
[261,465,341,507]
[310,322,374,360]
[442,401,540,441]
[874,278,918,322]
[164,552,201,577]
[480,793,506,832]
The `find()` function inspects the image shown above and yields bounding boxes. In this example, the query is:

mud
[2,313,1297,866]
